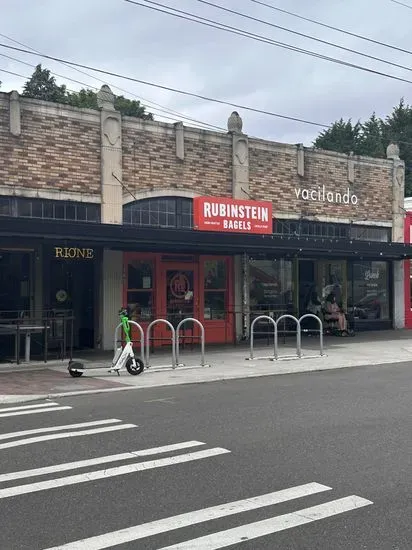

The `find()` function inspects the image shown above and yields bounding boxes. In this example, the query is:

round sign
[56,289,68,303]
[170,273,190,299]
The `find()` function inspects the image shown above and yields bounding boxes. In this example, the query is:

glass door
[165,267,196,326]
[316,260,347,309]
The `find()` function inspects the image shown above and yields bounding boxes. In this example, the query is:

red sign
[193,196,273,234]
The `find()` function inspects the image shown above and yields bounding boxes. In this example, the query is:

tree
[313,118,362,155]
[66,88,153,120]
[20,65,153,120]
[22,64,67,103]
[313,100,412,196]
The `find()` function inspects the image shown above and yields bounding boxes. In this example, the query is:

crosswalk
[0,401,72,418]
[0,399,373,549]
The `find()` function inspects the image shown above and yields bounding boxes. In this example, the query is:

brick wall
[122,122,232,198]
[249,141,393,222]
[0,92,395,223]
[0,94,101,196]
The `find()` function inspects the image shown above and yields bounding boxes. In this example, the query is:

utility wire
[190,0,412,74]
[0,65,224,130]
[390,0,412,9]
[0,42,329,128]
[3,67,412,148]
[0,32,224,132]
[123,0,412,86]
[250,0,412,57]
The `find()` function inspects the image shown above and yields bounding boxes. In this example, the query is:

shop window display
[348,261,390,320]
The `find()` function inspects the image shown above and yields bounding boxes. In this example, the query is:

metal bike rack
[146,319,176,369]
[114,320,145,367]
[275,314,301,360]
[298,314,324,358]
[176,318,209,367]
[246,315,277,361]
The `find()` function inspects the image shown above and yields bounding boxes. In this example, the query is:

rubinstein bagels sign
[193,197,273,234]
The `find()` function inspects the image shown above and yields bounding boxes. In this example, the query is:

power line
[123,0,412,86]
[0,42,330,128]
[0,32,224,132]
[390,0,412,9]
[189,0,412,74]
[249,0,412,57]
[0,65,224,130]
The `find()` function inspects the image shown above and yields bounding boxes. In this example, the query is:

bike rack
[114,320,145,367]
[298,314,324,358]
[146,319,176,369]
[175,318,209,367]
[275,314,301,360]
[246,315,277,361]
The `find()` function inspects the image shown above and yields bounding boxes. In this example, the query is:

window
[348,261,390,320]
[126,259,154,322]
[203,260,227,320]
[249,259,294,314]
[0,197,101,223]
[123,197,193,229]
[273,219,390,242]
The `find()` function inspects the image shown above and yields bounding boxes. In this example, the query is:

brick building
[0,85,410,358]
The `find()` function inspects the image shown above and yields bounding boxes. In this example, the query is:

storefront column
[387,143,406,328]
[101,249,123,350]
[97,85,123,224]
[233,255,244,341]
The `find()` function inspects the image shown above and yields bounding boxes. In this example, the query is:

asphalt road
[0,362,411,549]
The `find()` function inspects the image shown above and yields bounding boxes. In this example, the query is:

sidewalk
[1,330,412,404]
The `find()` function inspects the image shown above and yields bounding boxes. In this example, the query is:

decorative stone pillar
[297,143,304,177]
[98,85,122,224]
[228,111,249,199]
[387,142,405,329]
[9,90,21,136]
[228,112,250,340]
[348,151,355,184]
[175,121,184,160]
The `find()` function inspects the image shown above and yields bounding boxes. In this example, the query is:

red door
[158,263,200,346]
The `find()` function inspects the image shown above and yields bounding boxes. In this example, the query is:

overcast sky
[0,0,411,145]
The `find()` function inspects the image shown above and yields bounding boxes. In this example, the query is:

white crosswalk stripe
[41,483,372,550]
[0,405,72,418]
[0,418,122,441]
[0,402,60,413]
[0,419,137,450]
[0,446,231,500]
[158,496,372,550]
[0,440,206,483]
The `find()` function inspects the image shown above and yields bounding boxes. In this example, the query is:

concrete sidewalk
[1,331,412,404]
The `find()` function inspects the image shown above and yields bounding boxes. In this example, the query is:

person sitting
[307,291,322,317]
[324,293,347,332]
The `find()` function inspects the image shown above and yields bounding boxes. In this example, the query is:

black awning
[0,217,411,260]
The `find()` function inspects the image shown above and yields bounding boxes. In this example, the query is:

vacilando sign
[295,185,358,205]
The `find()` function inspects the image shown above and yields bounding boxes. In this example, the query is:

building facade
[0,86,410,356]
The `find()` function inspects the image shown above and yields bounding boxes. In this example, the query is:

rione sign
[193,196,273,234]
[54,247,94,259]
[295,185,358,205]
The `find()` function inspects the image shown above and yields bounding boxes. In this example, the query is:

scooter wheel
[126,357,144,375]
[69,369,83,378]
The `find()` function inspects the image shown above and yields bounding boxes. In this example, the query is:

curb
[1,358,411,404]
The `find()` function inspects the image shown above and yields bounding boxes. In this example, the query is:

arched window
[123,197,193,229]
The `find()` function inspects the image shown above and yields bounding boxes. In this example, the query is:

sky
[0,0,411,145]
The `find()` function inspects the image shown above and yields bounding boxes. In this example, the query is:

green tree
[358,113,386,158]
[384,99,412,196]
[22,64,67,103]
[21,66,153,120]
[313,118,362,154]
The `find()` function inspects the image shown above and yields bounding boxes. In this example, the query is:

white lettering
[294,186,358,205]
[261,207,268,222]
[204,202,211,218]
[251,206,257,219]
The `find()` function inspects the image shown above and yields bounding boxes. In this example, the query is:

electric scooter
[68,308,145,377]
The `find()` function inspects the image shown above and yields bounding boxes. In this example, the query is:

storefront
[403,206,412,328]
